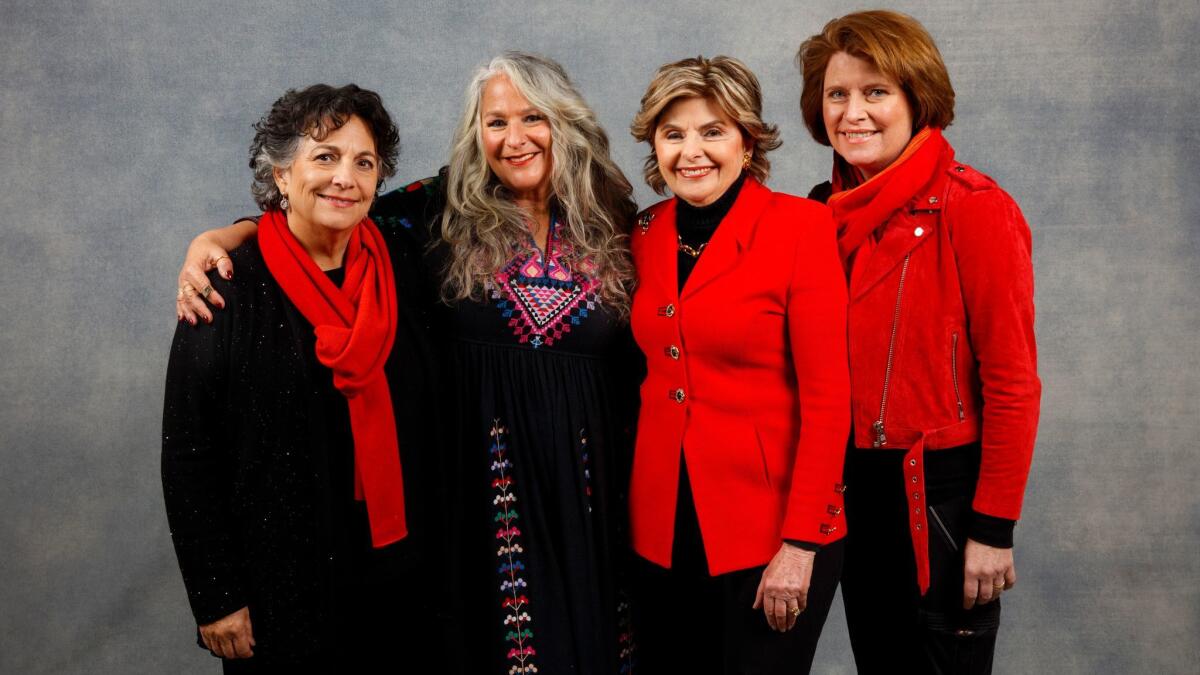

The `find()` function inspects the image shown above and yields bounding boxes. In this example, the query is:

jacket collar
[848,148,954,301]
[643,177,772,302]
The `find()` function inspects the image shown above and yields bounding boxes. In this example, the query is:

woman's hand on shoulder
[176,220,257,325]
[199,605,255,659]
[752,543,816,632]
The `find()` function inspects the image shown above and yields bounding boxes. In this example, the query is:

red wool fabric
[258,209,407,547]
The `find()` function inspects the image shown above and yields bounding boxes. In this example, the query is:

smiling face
[273,115,378,236]
[480,73,553,206]
[822,51,914,181]
[653,96,748,207]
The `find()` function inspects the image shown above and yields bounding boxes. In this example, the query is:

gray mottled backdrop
[2,0,1197,672]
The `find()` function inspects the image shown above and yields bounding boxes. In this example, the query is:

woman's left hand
[752,543,816,632]
[963,538,1016,609]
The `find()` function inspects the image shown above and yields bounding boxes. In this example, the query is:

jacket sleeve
[161,270,246,626]
[950,187,1041,521]
[780,203,852,543]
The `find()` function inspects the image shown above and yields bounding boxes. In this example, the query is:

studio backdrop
[1,0,1197,673]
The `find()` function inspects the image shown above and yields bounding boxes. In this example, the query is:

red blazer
[628,178,851,575]
[846,147,1040,523]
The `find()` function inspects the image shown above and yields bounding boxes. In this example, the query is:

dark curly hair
[248,84,400,211]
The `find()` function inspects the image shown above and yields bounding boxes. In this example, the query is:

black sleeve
[968,510,1016,549]
[806,181,833,205]
[371,170,449,249]
[161,269,246,626]
[783,539,822,552]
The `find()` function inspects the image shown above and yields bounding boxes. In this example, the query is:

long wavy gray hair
[441,52,637,315]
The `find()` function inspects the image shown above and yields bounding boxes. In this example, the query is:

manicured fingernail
[189,318,196,326]
[225,271,233,280]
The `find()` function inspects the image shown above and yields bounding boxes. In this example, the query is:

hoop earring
[279,195,289,210]
[742,153,751,170]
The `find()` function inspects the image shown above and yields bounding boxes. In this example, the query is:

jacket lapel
[641,199,681,302]
[681,178,771,301]
[849,203,939,301]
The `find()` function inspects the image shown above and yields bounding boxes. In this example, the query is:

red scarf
[828,127,947,266]
[258,209,406,547]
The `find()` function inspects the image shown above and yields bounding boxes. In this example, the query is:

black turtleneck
[675,172,746,293]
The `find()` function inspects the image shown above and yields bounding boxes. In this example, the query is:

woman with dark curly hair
[162,84,443,672]
[171,53,640,675]
[797,11,1040,673]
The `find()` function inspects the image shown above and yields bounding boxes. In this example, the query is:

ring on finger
[790,606,801,617]
[200,284,213,299]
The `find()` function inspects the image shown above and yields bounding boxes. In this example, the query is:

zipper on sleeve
[951,332,965,421]
[872,253,911,448]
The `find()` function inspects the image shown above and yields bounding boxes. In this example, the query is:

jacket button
[672,388,686,403]
[913,492,920,501]
[915,523,922,530]
[955,166,966,173]
[914,227,924,237]
[666,345,680,359]
[928,196,939,204]
[909,458,917,466]
[911,476,918,483]
[657,304,676,317]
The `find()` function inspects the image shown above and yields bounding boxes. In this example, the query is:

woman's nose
[681,132,703,160]
[331,159,355,187]
[845,92,868,121]
[505,124,526,148]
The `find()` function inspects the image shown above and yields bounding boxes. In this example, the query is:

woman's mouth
[319,194,359,208]
[841,130,878,143]
[504,152,539,166]
[677,166,714,179]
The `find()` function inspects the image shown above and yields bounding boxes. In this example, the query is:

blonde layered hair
[441,52,637,314]
[630,55,781,194]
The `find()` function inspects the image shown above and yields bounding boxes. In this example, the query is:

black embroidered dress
[372,178,637,675]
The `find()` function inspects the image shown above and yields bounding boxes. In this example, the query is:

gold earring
[742,153,751,170]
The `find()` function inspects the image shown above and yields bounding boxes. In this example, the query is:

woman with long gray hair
[174,53,640,674]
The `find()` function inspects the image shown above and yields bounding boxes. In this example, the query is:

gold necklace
[678,235,707,258]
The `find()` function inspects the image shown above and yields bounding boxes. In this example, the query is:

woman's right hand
[199,605,255,659]
[176,220,258,324]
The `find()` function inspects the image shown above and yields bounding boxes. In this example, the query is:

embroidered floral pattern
[617,591,636,674]
[491,217,600,349]
[490,420,539,674]
[580,428,593,513]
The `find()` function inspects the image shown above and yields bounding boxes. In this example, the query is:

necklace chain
[677,235,707,259]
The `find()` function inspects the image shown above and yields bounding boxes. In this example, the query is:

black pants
[632,462,844,675]
[842,443,1001,675]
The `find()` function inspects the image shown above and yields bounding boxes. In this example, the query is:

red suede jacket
[846,146,1040,532]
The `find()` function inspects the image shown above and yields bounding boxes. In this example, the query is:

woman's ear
[273,166,290,198]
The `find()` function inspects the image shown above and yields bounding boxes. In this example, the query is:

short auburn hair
[797,10,954,147]
[630,55,781,195]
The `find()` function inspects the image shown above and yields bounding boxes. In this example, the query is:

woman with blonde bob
[798,11,1040,673]
[626,55,850,674]
[174,52,641,675]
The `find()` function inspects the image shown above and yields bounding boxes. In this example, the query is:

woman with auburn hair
[174,52,640,675]
[627,55,850,674]
[797,10,1040,673]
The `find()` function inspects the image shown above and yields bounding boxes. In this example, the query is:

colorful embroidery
[580,429,593,512]
[617,591,637,674]
[490,420,538,674]
[491,216,600,349]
